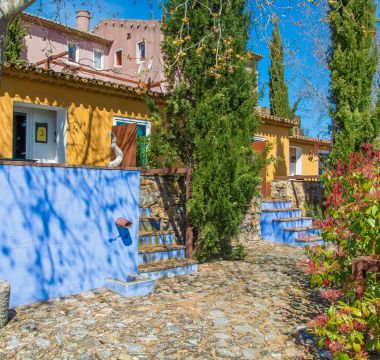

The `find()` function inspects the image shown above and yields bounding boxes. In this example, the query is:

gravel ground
[0,239,326,360]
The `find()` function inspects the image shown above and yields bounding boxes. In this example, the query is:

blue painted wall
[0,164,140,307]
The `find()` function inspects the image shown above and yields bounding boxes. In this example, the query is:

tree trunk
[0,0,37,83]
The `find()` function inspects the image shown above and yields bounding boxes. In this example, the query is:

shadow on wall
[302,181,324,206]
[0,164,140,307]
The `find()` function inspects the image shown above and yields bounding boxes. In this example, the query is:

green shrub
[301,145,380,359]
[304,201,326,221]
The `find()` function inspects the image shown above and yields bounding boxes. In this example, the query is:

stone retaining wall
[140,175,186,244]
[0,280,10,328]
[271,180,324,212]
[235,196,262,245]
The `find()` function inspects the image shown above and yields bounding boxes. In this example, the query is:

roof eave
[259,113,300,128]
[21,12,113,45]
[3,62,166,102]
[289,135,332,147]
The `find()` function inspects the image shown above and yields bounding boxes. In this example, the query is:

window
[137,41,146,63]
[289,146,302,176]
[114,49,122,66]
[93,49,104,70]
[318,150,329,176]
[67,42,79,63]
[13,112,27,160]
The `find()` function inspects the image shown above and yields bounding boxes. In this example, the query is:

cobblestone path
[0,240,325,360]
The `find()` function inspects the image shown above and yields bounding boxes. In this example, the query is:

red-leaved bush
[304,145,380,359]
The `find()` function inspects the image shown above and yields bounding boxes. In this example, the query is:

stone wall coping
[0,161,193,178]
[0,160,140,172]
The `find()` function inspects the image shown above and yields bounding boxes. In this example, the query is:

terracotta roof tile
[257,107,300,127]
[22,12,113,45]
[289,135,332,147]
[3,62,166,100]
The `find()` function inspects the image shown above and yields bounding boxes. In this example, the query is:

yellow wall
[255,123,330,179]
[0,72,153,165]
[255,123,290,181]
[289,141,329,176]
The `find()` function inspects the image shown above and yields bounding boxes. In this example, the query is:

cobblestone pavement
[0,240,326,360]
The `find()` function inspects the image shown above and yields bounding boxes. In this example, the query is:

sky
[26,0,380,139]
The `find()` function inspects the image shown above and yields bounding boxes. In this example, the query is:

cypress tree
[4,15,28,62]
[161,0,262,261]
[269,19,292,119]
[328,0,379,164]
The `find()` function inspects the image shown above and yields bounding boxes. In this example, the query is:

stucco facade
[253,109,331,195]
[92,19,164,89]
[20,12,164,91]
[0,64,161,165]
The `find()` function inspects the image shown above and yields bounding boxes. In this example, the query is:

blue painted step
[139,217,161,232]
[295,236,324,245]
[261,208,302,240]
[138,244,186,264]
[283,226,321,245]
[104,275,155,298]
[139,207,152,217]
[139,231,174,246]
[262,200,292,210]
[273,217,313,240]
[139,258,198,280]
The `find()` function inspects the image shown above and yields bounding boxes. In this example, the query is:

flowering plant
[303,145,380,359]
[308,295,380,359]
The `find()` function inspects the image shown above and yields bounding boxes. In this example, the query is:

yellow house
[0,63,330,191]
[0,63,163,166]
[253,108,331,196]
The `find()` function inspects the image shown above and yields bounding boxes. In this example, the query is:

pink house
[92,18,164,90]
[21,11,165,91]
[20,10,261,93]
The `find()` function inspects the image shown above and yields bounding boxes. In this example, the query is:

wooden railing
[35,52,164,89]
[141,168,193,258]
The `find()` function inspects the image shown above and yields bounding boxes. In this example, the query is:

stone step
[261,209,303,240]
[138,244,186,264]
[284,226,320,232]
[139,217,161,232]
[262,207,300,213]
[139,207,152,217]
[139,230,175,246]
[283,226,321,245]
[262,200,293,210]
[272,217,313,222]
[138,258,198,280]
[104,275,155,298]
[272,217,314,241]
[295,236,324,243]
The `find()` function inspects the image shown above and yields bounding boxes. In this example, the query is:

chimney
[76,10,90,32]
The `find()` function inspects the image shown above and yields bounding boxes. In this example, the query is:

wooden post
[185,168,193,258]
[352,256,380,283]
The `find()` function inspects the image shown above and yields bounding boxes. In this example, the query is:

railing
[273,175,320,181]
[141,168,193,258]
[35,52,164,89]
